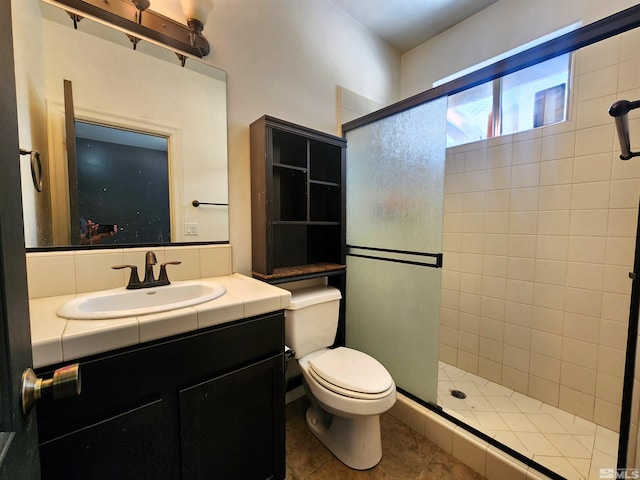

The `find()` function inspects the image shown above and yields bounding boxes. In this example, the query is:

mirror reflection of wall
[75,122,170,246]
[13,2,229,249]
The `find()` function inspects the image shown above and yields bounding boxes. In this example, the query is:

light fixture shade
[180,0,213,23]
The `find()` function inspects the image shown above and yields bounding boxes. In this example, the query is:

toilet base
[305,404,382,470]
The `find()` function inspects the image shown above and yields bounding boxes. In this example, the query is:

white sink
[57,281,226,320]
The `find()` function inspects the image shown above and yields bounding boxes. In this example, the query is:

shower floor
[438,362,618,480]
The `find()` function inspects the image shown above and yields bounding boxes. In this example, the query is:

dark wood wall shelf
[250,115,346,281]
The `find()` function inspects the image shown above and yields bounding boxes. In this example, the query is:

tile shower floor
[286,396,487,479]
[438,362,619,480]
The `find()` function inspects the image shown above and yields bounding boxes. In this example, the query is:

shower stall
[343,6,640,480]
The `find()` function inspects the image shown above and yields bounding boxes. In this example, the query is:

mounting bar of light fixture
[47,0,210,60]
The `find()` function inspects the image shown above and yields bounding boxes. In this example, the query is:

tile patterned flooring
[438,362,619,480]
[285,396,487,479]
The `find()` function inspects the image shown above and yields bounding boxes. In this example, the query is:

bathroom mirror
[15,1,229,249]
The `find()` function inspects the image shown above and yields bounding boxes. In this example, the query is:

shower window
[446,53,571,147]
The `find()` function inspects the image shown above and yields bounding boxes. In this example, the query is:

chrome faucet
[112,251,182,289]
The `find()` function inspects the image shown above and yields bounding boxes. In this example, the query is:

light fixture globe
[131,0,150,11]
[180,0,213,25]
[179,0,212,54]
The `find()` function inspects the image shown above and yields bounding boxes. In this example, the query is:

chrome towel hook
[19,148,43,192]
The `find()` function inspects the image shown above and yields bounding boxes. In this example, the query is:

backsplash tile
[26,244,232,299]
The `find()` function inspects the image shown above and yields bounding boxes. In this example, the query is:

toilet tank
[284,286,342,359]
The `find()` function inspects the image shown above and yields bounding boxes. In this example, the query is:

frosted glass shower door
[345,98,446,404]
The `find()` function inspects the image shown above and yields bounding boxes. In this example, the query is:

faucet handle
[157,261,182,285]
[111,264,141,289]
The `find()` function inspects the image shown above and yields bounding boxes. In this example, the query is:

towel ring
[20,149,43,192]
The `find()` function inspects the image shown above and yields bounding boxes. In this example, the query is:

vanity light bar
[45,0,210,61]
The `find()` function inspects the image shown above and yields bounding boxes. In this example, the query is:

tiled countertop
[30,273,291,369]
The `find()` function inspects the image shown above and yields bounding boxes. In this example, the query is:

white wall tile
[568,236,607,264]
[559,386,595,421]
[562,338,598,370]
[505,301,533,328]
[531,306,563,335]
[464,170,487,192]
[610,179,640,208]
[507,257,535,282]
[597,345,625,377]
[576,94,618,129]
[569,209,609,236]
[566,262,605,290]
[574,124,615,157]
[604,265,633,294]
[511,163,541,188]
[506,279,534,305]
[508,235,538,258]
[537,211,571,235]
[577,65,619,101]
[540,158,574,186]
[463,214,485,233]
[488,143,513,168]
[561,362,597,395]
[608,208,637,237]
[486,167,512,190]
[563,312,600,343]
[573,153,613,183]
[460,273,483,295]
[483,255,508,277]
[605,237,635,270]
[571,182,611,209]
[463,192,486,212]
[533,283,566,311]
[482,277,507,299]
[618,57,640,92]
[531,330,562,359]
[602,293,629,322]
[536,236,569,261]
[535,260,567,286]
[510,187,540,211]
[483,234,509,255]
[564,287,603,317]
[530,353,561,383]
[504,323,531,349]
[452,428,488,476]
[74,249,125,293]
[26,252,77,299]
[538,184,572,210]
[541,132,575,161]
[528,375,560,407]
[513,138,542,165]
[503,344,530,372]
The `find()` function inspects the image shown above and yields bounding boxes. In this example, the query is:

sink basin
[57,281,226,320]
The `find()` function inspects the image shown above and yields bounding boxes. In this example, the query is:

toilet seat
[308,347,394,400]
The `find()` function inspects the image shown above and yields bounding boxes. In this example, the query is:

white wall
[205,0,400,274]
[401,0,639,99]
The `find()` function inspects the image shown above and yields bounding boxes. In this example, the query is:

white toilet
[285,285,396,470]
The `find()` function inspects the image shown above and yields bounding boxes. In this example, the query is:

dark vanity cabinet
[250,115,347,281]
[35,312,285,480]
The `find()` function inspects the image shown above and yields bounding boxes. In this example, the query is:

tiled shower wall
[439,27,640,433]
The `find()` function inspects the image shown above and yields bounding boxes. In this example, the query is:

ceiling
[329,0,500,53]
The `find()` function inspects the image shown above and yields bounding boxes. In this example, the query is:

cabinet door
[179,355,285,480]
[39,399,177,480]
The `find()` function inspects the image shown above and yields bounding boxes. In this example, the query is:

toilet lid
[308,347,393,399]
